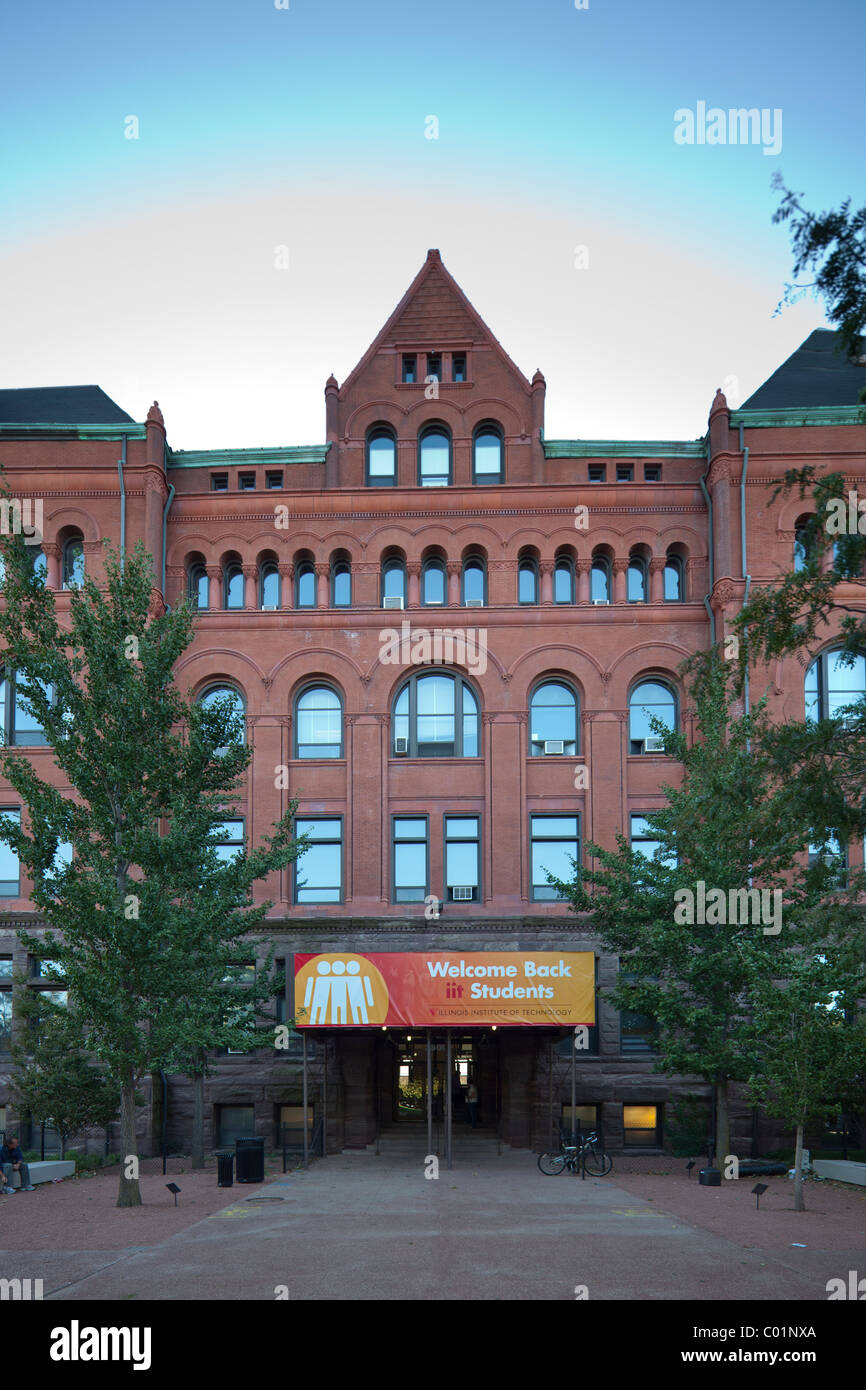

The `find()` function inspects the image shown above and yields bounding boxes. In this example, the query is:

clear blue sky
[2,0,863,447]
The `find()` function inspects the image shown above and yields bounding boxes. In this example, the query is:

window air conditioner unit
[394,737,409,755]
[262,605,279,611]
[452,886,474,901]
[464,598,484,608]
[544,740,565,755]
[592,599,610,605]
[383,596,404,610]
[644,737,665,753]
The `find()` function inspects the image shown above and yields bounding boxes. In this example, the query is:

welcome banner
[294,951,595,1028]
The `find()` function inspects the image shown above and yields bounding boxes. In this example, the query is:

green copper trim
[168,444,331,468]
[731,405,866,428]
[543,439,706,459]
[0,423,146,439]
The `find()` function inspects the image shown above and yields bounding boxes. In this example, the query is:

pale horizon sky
[2,0,862,451]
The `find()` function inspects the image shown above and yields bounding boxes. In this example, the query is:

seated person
[1,1135,35,1192]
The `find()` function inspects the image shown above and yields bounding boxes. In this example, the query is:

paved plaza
[2,1150,864,1301]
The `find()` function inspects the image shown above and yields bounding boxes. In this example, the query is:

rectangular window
[0,991,10,1051]
[214,818,244,864]
[0,955,13,980]
[217,1104,255,1147]
[631,814,664,862]
[588,464,606,482]
[0,809,21,895]
[623,1103,661,1146]
[274,958,287,1025]
[644,464,661,482]
[211,473,229,492]
[616,464,634,482]
[401,354,416,384]
[530,814,579,901]
[560,1103,599,1136]
[392,817,428,903]
[451,353,467,383]
[238,472,256,491]
[426,353,441,382]
[295,818,342,903]
[265,470,284,489]
[620,972,658,1055]
[809,837,848,888]
[444,815,480,903]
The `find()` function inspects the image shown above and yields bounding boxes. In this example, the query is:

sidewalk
[2,1148,862,1301]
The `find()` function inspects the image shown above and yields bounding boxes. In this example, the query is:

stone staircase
[367,1120,504,1162]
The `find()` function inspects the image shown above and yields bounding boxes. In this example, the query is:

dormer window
[427,353,441,382]
[402,355,417,384]
[452,354,466,382]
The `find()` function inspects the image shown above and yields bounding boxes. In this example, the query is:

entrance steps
[368,1121,504,1160]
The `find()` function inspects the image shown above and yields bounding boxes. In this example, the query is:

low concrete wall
[8,1160,75,1188]
[812,1159,866,1187]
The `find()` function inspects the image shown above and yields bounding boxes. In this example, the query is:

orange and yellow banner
[294,951,594,1028]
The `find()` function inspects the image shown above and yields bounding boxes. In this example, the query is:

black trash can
[215,1149,234,1188]
[235,1136,265,1184]
[699,1166,721,1187]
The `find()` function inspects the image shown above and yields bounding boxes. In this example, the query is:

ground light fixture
[166,1182,181,1207]
[752,1182,769,1209]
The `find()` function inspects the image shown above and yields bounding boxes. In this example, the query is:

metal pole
[322,1037,327,1160]
[548,1039,554,1151]
[302,1031,309,1171]
[426,1028,433,1157]
[571,1027,577,1145]
[375,1035,380,1156]
[446,1030,452,1170]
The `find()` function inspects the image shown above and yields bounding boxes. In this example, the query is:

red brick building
[1,251,865,1159]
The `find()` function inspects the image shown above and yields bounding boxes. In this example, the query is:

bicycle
[537,1130,613,1177]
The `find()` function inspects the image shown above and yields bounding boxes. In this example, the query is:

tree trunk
[714,1077,730,1167]
[191,1069,205,1169]
[793,1123,805,1212]
[117,1068,142,1207]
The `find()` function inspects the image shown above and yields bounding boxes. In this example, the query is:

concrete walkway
[34,1150,858,1301]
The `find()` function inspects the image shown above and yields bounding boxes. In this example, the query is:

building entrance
[394,1033,477,1124]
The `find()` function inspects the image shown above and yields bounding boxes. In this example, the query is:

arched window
[224,564,244,610]
[554,558,575,604]
[591,558,611,603]
[462,556,486,606]
[260,562,280,609]
[295,686,343,758]
[199,685,245,749]
[422,559,446,606]
[473,424,503,483]
[418,426,451,487]
[382,558,406,608]
[26,545,47,586]
[366,427,397,486]
[529,682,578,756]
[629,680,676,754]
[794,520,814,573]
[805,649,866,722]
[628,556,648,602]
[62,537,84,589]
[331,560,351,608]
[664,556,683,602]
[518,558,538,605]
[296,562,316,609]
[393,673,479,758]
[188,563,209,609]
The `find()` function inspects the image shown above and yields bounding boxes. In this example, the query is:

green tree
[772,175,866,368]
[9,980,120,1159]
[748,951,866,1211]
[549,651,825,1163]
[0,532,306,1206]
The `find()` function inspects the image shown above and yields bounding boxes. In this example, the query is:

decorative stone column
[205,564,222,611]
[539,560,554,606]
[278,561,293,610]
[406,561,421,610]
[613,558,628,604]
[242,563,258,610]
[576,558,591,604]
[446,561,461,607]
[42,542,60,590]
[649,556,666,603]
[315,562,330,608]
